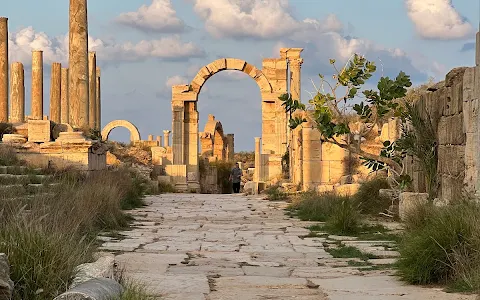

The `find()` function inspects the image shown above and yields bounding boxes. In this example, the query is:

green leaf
[329,59,336,65]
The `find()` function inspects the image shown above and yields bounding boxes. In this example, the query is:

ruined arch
[170,49,304,191]
[101,120,141,142]
[200,114,227,160]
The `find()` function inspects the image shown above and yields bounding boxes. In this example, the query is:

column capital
[163,130,171,135]
[289,58,303,68]
[254,137,261,142]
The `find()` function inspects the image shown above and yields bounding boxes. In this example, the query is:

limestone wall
[406,66,478,202]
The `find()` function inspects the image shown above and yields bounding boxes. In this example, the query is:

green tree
[281,54,412,175]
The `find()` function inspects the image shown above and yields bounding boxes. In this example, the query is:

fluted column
[10,62,24,123]
[289,58,303,101]
[49,62,62,123]
[61,68,69,124]
[88,51,96,129]
[31,50,43,120]
[0,17,8,122]
[95,67,101,130]
[69,0,89,128]
[163,130,171,147]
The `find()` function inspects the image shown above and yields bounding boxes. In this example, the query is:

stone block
[317,184,334,193]
[437,114,465,145]
[437,145,465,177]
[335,183,360,196]
[445,67,467,87]
[399,192,428,220]
[53,278,123,300]
[2,134,26,144]
[379,189,396,199]
[166,165,187,185]
[27,119,51,142]
[226,58,246,71]
[441,174,463,203]
[70,254,115,288]
[322,142,347,161]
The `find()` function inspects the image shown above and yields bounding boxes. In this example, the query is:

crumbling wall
[407,67,477,202]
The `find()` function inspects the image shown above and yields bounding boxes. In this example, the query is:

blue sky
[3,0,479,150]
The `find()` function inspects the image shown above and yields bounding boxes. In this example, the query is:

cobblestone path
[100,194,475,300]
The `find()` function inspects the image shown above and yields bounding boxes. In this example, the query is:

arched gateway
[169,49,304,191]
[101,120,141,142]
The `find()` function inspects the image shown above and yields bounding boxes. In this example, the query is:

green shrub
[208,160,234,194]
[289,192,339,221]
[118,281,154,300]
[397,201,480,292]
[265,186,288,201]
[324,196,361,235]
[354,177,391,215]
[158,181,176,193]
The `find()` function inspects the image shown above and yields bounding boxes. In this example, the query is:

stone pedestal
[2,134,26,144]
[56,131,86,143]
[88,51,96,129]
[10,62,24,123]
[0,17,8,123]
[69,0,89,128]
[61,68,69,124]
[49,62,62,123]
[31,50,43,120]
[302,125,322,191]
[27,119,51,142]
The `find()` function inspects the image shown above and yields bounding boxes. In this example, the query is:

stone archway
[101,120,141,142]
[170,49,304,190]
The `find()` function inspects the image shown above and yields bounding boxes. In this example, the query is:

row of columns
[146,131,170,147]
[0,3,102,130]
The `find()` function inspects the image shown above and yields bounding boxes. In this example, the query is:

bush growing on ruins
[0,144,21,166]
[264,185,288,201]
[354,177,391,215]
[0,122,13,140]
[397,200,480,292]
[281,54,412,177]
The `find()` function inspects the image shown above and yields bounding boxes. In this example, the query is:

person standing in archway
[229,163,243,193]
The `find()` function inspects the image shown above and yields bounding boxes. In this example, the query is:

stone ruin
[200,114,234,162]
[0,3,108,171]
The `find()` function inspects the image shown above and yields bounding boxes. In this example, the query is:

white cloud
[405,0,474,40]
[8,27,204,67]
[165,75,188,87]
[116,0,186,33]
[191,0,342,39]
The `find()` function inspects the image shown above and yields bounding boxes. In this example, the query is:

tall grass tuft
[0,166,150,300]
[397,200,480,293]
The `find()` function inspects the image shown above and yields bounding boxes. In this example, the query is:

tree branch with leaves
[280,54,412,176]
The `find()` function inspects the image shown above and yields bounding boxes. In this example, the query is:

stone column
[226,134,234,161]
[0,17,8,122]
[10,62,24,123]
[61,68,69,124]
[31,50,43,120]
[95,67,101,130]
[69,0,89,128]
[289,58,303,101]
[476,30,480,66]
[302,124,322,191]
[163,130,171,148]
[148,134,153,141]
[254,137,261,182]
[49,62,62,123]
[156,135,163,147]
[88,51,96,129]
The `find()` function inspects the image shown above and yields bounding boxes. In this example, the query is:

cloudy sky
[3,0,479,150]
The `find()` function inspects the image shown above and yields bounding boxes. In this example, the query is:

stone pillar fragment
[95,67,101,130]
[476,31,480,66]
[289,58,303,101]
[302,124,322,191]
[254,137,261,182]
[163,130,171,148]
[156,135,163,147]
[61,68,69,124]
[49,62,62,123]
[148,134,153,141]
[88,51,96,129]
[69,0,89,128]
[0,17,8,122]
[31,50,43,120]
[10,62,24,123]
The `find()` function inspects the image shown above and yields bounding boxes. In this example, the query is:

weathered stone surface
[70,254,115,288]
[54,278,123,300]
[27,120,51,142]
[399,192,429,220]
[0,253,13,300]
[0,17,7,123]
[31,50,44,120]
[49,62,62,123]
[10,62,24,123]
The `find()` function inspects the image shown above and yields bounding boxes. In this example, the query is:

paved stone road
[100,194,476,300]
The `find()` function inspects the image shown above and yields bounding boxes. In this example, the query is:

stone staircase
[0,165,57,197]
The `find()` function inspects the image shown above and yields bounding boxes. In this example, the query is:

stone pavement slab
[100,194,476,300]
